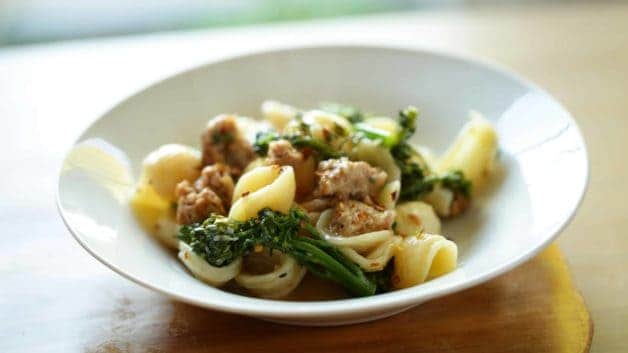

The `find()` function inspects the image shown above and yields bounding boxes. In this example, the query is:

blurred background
[0,0,584,47]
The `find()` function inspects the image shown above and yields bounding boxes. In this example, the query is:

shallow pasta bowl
[57,45,588,326]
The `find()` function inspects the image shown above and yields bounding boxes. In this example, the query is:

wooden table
[1,3,626,352]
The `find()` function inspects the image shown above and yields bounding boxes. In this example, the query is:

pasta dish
[131,101,498,298]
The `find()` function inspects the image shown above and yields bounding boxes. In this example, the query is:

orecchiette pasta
[178,242,242,286]
[243,157,267,174]
[301,110,353,141]
[132,100,498,299]
[377,180,401,210]
[393,233,458,288]
[229,165,296,221]
[235,252,306,299]
[350,140,401,183]
[415,145,438,171]
[362,116,401,136]
[422,185,455,217]
[235,116,273,144]
[340,236,402,272]
[395,201,441,236]
[317,210,392,252]
[130,182,179,249]
[316,209,393,251]
[154,216,180,249]
[317,209,400,272]
[261,100,298,132]
[326,231,393,252]
[141,144,201,201]
[438,111,498,189]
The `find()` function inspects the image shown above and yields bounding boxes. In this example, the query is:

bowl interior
[58,46,587,319]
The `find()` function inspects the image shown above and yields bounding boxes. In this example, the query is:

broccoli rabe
[253,131,345,160]
[439,170,472,199]
[389,107,435,200]
[178,207,377,297]
[397,106,418,141]
[384,106,472,201]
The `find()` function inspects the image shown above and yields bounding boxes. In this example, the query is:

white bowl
[57,45,588,326]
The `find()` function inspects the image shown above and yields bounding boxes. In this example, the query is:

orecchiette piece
[395,201,441,236]
[235,116,273,144]
[341,236,402,272]
[154,216,180,249]
[362,116,401,136]
[317,209,393,252]
[243,157,267,174]
[438,111,498,189]
[229,165,296,221]
[377,180,401,210]
[393,233,457,288]
[422,185,454,217]
[236,252,306,299]
[415,145,438,171]
[178,242,242,287]
[141,144,201,201]
[326,231,393,252]
[261,100,299,132]
[350,139,401,183]
[130,182,179,249]
[316,209,399,272]
[301,110,353,141]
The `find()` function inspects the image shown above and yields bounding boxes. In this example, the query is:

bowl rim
[57,43,589,319]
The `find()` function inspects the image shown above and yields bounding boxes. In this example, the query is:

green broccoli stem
[290,239,376,297]
[299,223,375,296]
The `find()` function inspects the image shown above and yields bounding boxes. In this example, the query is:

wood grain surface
[2,2,628,352]
[0,240,592,353]
[82,245,588,353]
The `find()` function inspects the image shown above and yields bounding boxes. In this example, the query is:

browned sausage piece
[194,163,234,209]
[201,114,255,177]
[175,180,225,225]
[313,157,387,203]
[328,200,395,236]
